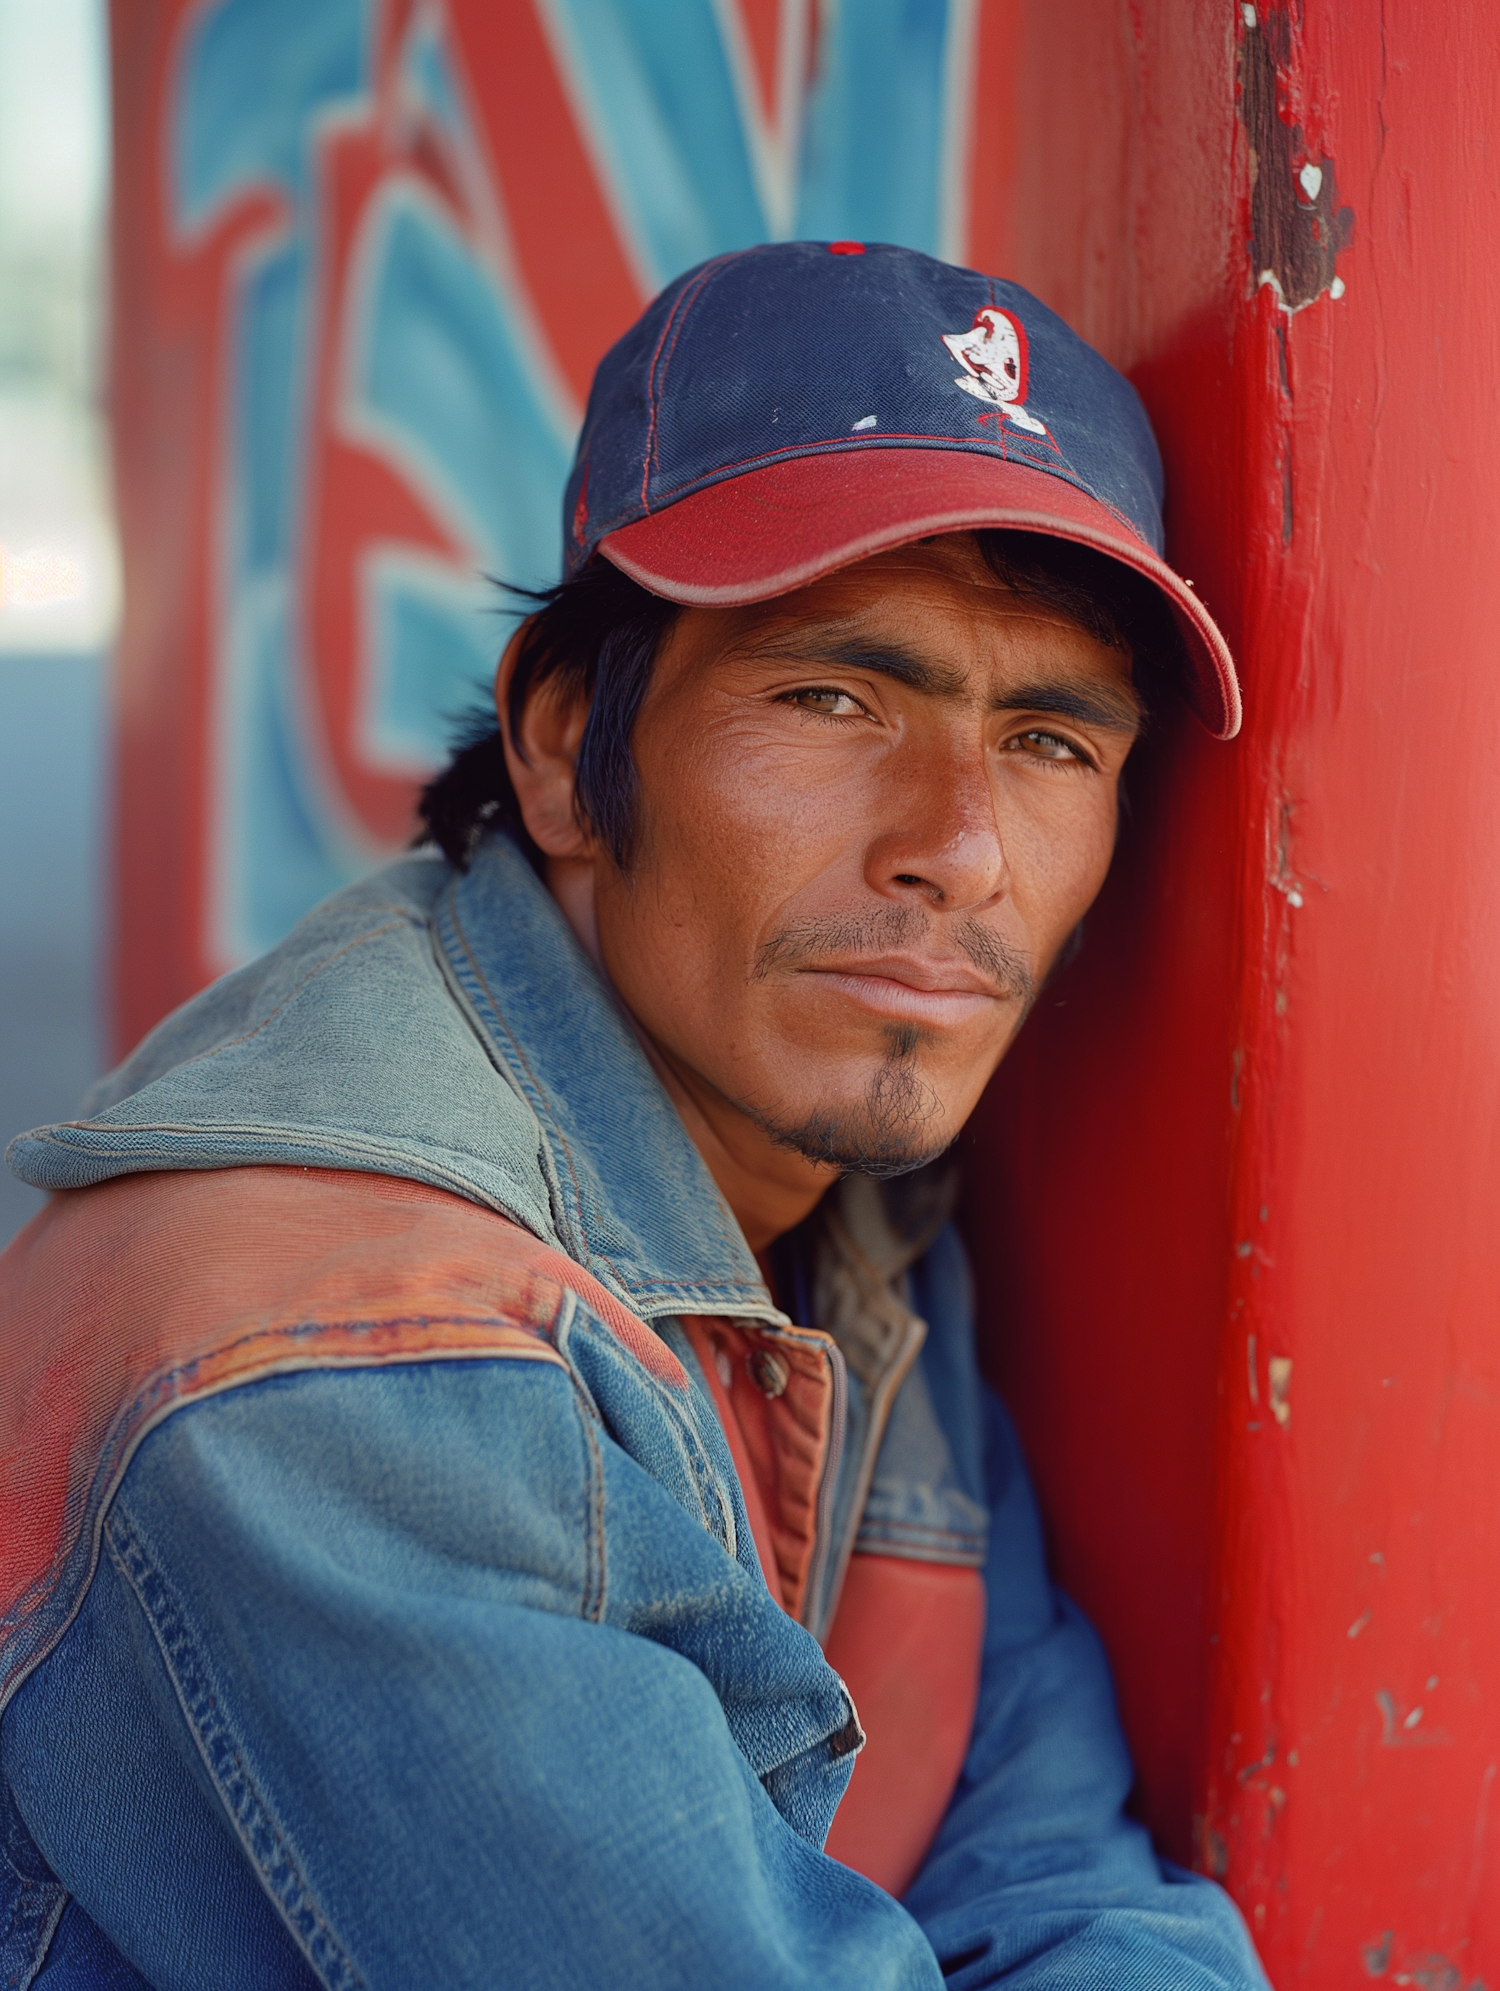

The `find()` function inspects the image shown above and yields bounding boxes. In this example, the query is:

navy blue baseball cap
[563,240,1240,738]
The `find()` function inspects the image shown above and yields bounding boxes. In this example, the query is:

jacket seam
[819,1314,927,1636]
[558,1293,732,1563]
[641,255,741,508]
[563,1332,609,1623]
[103,1508,367,1991]
[436,877,777,1310]
[2,1891,66,1991]
[16,1122,550,1219]
[440,886,603,1270]
[853,1523,988,1563]
[0,1786,68,1991]
[0,1336,567,1719]
[438,893,763,1307]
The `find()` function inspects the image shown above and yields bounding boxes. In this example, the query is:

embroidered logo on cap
[942,307,1049,437]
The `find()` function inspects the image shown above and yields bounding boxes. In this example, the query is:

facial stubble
[746,908,1035,1179]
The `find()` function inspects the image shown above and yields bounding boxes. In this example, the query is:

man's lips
[794,954,1016,1026]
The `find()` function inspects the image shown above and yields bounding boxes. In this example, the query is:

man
[1,242,1262,1988]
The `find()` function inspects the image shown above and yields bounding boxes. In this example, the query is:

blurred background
[0,0,112,1244]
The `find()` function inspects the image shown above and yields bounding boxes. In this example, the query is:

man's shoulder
[88,851,458,1115]
[0,1162,695,1712]
[4,1162,675,1436]
[5,852,558,1239]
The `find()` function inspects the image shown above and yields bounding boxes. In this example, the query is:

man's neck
[544,855,835,1253]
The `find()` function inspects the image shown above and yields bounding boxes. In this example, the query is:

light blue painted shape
[0,654,106,1246]
[543,0,767,288]
[172,0,371,229]
[351,187,573,592]
[365,564,499,772]
[401,14,468,149]
[165,0,968,966]
[235,238,307,575]
[224,587,356,961]
[797,0,953,255]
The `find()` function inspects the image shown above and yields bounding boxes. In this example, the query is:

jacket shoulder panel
[6,857,556,1242]
[0,1164,688,1714]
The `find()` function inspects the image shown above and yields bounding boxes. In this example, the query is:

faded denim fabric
[3,834,1266,1988]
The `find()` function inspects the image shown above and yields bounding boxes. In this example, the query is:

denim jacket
[1,834,1265,1989]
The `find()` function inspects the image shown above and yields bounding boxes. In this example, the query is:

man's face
[586,535,1142,1177]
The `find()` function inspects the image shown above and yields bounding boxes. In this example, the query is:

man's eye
[787,687,865,718]
[1007,729,1086,762]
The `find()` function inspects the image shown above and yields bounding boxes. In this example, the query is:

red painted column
[964,0,1500,1979]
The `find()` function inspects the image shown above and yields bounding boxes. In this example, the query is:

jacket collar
[7,835,777,1325]
[435,835,776,1319]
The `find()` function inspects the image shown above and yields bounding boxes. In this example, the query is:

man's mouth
[795,954,1015,1028]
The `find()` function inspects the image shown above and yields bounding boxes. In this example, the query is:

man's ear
[496,624,595,860]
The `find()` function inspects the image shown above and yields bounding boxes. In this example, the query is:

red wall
[963,1,1500,1980]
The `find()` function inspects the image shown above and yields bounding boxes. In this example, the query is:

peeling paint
[1238,8,1354,311]
[1268,1355,1292,1427]
[1377,1690,1453,1749]
[1364,1931,1394,1977]
[1390,1958,1469,1991]
[1348,1608,1373,1639]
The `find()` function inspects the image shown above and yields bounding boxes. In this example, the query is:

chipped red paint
[962,0,1500,1979]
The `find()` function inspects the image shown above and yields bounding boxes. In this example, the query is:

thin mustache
[754,905,1034,1006]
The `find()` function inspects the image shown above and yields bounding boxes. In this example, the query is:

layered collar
[434,835,776,1319]
[9,834,951,1334]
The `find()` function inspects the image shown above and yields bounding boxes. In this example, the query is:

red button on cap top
[828,240,865,255]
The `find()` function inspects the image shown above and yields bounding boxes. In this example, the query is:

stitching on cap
[639,254,743,514]
[600,434,1145,551]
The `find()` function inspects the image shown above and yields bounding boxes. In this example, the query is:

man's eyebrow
[996,680,1145,733]
[743,632,1144,732]
[745,634,968,695]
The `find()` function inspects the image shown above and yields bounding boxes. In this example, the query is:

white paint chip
[1268,1356,1292,1428]
[1299,162,1323,201]
[1241,2,1257,23]
[1330,275,1346,299]
[1347,1609,1373,1639]
[852,414,877,431]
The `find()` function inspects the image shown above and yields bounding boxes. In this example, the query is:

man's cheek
[657,786,854,918]
[675,740,868,837]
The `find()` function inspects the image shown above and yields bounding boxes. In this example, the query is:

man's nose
[863,739,1008,913]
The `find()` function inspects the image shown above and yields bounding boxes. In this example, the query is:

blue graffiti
[171,0,967,959]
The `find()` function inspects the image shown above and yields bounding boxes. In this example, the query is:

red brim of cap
[600,449,1240,740]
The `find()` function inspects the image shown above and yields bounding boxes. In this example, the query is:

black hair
[417,530,1182,872]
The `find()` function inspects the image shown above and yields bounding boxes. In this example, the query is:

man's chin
[751,1068,953,1179]
[773,1115,954,1179]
